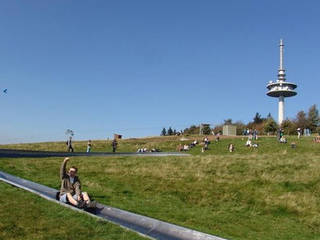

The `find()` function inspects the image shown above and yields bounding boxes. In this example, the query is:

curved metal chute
[0,170,227,240]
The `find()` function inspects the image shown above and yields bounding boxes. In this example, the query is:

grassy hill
[0,182,147,240]
[1,134,319,155]
[1,135,320,240]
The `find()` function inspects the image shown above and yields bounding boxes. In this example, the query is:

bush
[264,118,278,135]
[281,119,297,135]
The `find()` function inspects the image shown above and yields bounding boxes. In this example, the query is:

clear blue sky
[0,1,319,143]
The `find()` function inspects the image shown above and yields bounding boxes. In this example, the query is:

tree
[264,117,278,135]
[167,127,173,136]
[234,121,246,135]
[212,124,223,135]
[267,113,272,119]
[295,110,308,129]
[281,119,296,135]
[224,119,233,125]
[183,125,200,135]
[307,104,319,132]
[202,125,211,135]
[161,128,167,136]
[173,129,177,135]
[253,112,263,124]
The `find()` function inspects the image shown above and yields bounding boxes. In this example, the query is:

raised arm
[60,157,69,180]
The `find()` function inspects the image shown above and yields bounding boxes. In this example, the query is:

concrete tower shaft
[278,96,284,124]
[280,39,284,70]
[278,39,286,81]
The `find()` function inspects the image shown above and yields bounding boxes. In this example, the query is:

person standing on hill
[112,139,118,152]
[59,157,95,208]
[66,136,74,152]
[87,140,92,153]
[297,128,301,139]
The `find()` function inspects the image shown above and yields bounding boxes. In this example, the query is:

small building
[223,125,237,136]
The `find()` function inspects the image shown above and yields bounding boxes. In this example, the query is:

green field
[0,182,147,240]
[2,135,319,156]
[1,136,320,240]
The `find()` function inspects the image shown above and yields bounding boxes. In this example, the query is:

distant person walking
[66,136,74,152]
[253,129,258,140]
[297,128,301,139]
[112,139,118,153]
[204,136,210,145]
[87,140,92,153]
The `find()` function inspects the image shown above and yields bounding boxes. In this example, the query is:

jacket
[59,161,81,197]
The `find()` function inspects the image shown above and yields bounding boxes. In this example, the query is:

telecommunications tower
[266,39,297,124]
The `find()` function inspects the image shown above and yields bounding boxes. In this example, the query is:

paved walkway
[0,149,189,158]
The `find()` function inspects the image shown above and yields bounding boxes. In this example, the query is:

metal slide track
[0,170,227,240]
[0,149,189,158]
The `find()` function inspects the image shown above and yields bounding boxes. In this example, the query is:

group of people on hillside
[245,139,259,148]
[65,137,118,153]
[177,139,198,152]
[65,128,304,155]
[137,147,161,153]
[243,129,259,140]
[177,137,212,152]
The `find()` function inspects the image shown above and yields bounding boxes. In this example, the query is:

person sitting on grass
[279,136,287,143]
[245,139,252,147]
[252,143,259,148]
[183,144,190,151]
[228,143,234,152]
[190,140,198,148]
[151,148,160,152]
[59,157,95,208]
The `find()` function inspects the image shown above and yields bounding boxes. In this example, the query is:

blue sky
[0,1,319,143]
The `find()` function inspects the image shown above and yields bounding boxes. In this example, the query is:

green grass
[0,182,147,240]
[1,135,319,156]
[1,136,320,239]
[0,135,185,152]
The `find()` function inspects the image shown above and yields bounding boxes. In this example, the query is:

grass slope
[0,182,147,240]
[0,136,184,153]
[1,136,320,239]
[1,135,320,156]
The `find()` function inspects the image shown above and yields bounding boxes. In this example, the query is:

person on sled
[59,157,95,208]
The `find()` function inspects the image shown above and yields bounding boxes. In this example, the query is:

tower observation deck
[266,39,297,124]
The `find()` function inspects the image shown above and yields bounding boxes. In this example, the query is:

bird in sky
[3,89,7,94]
